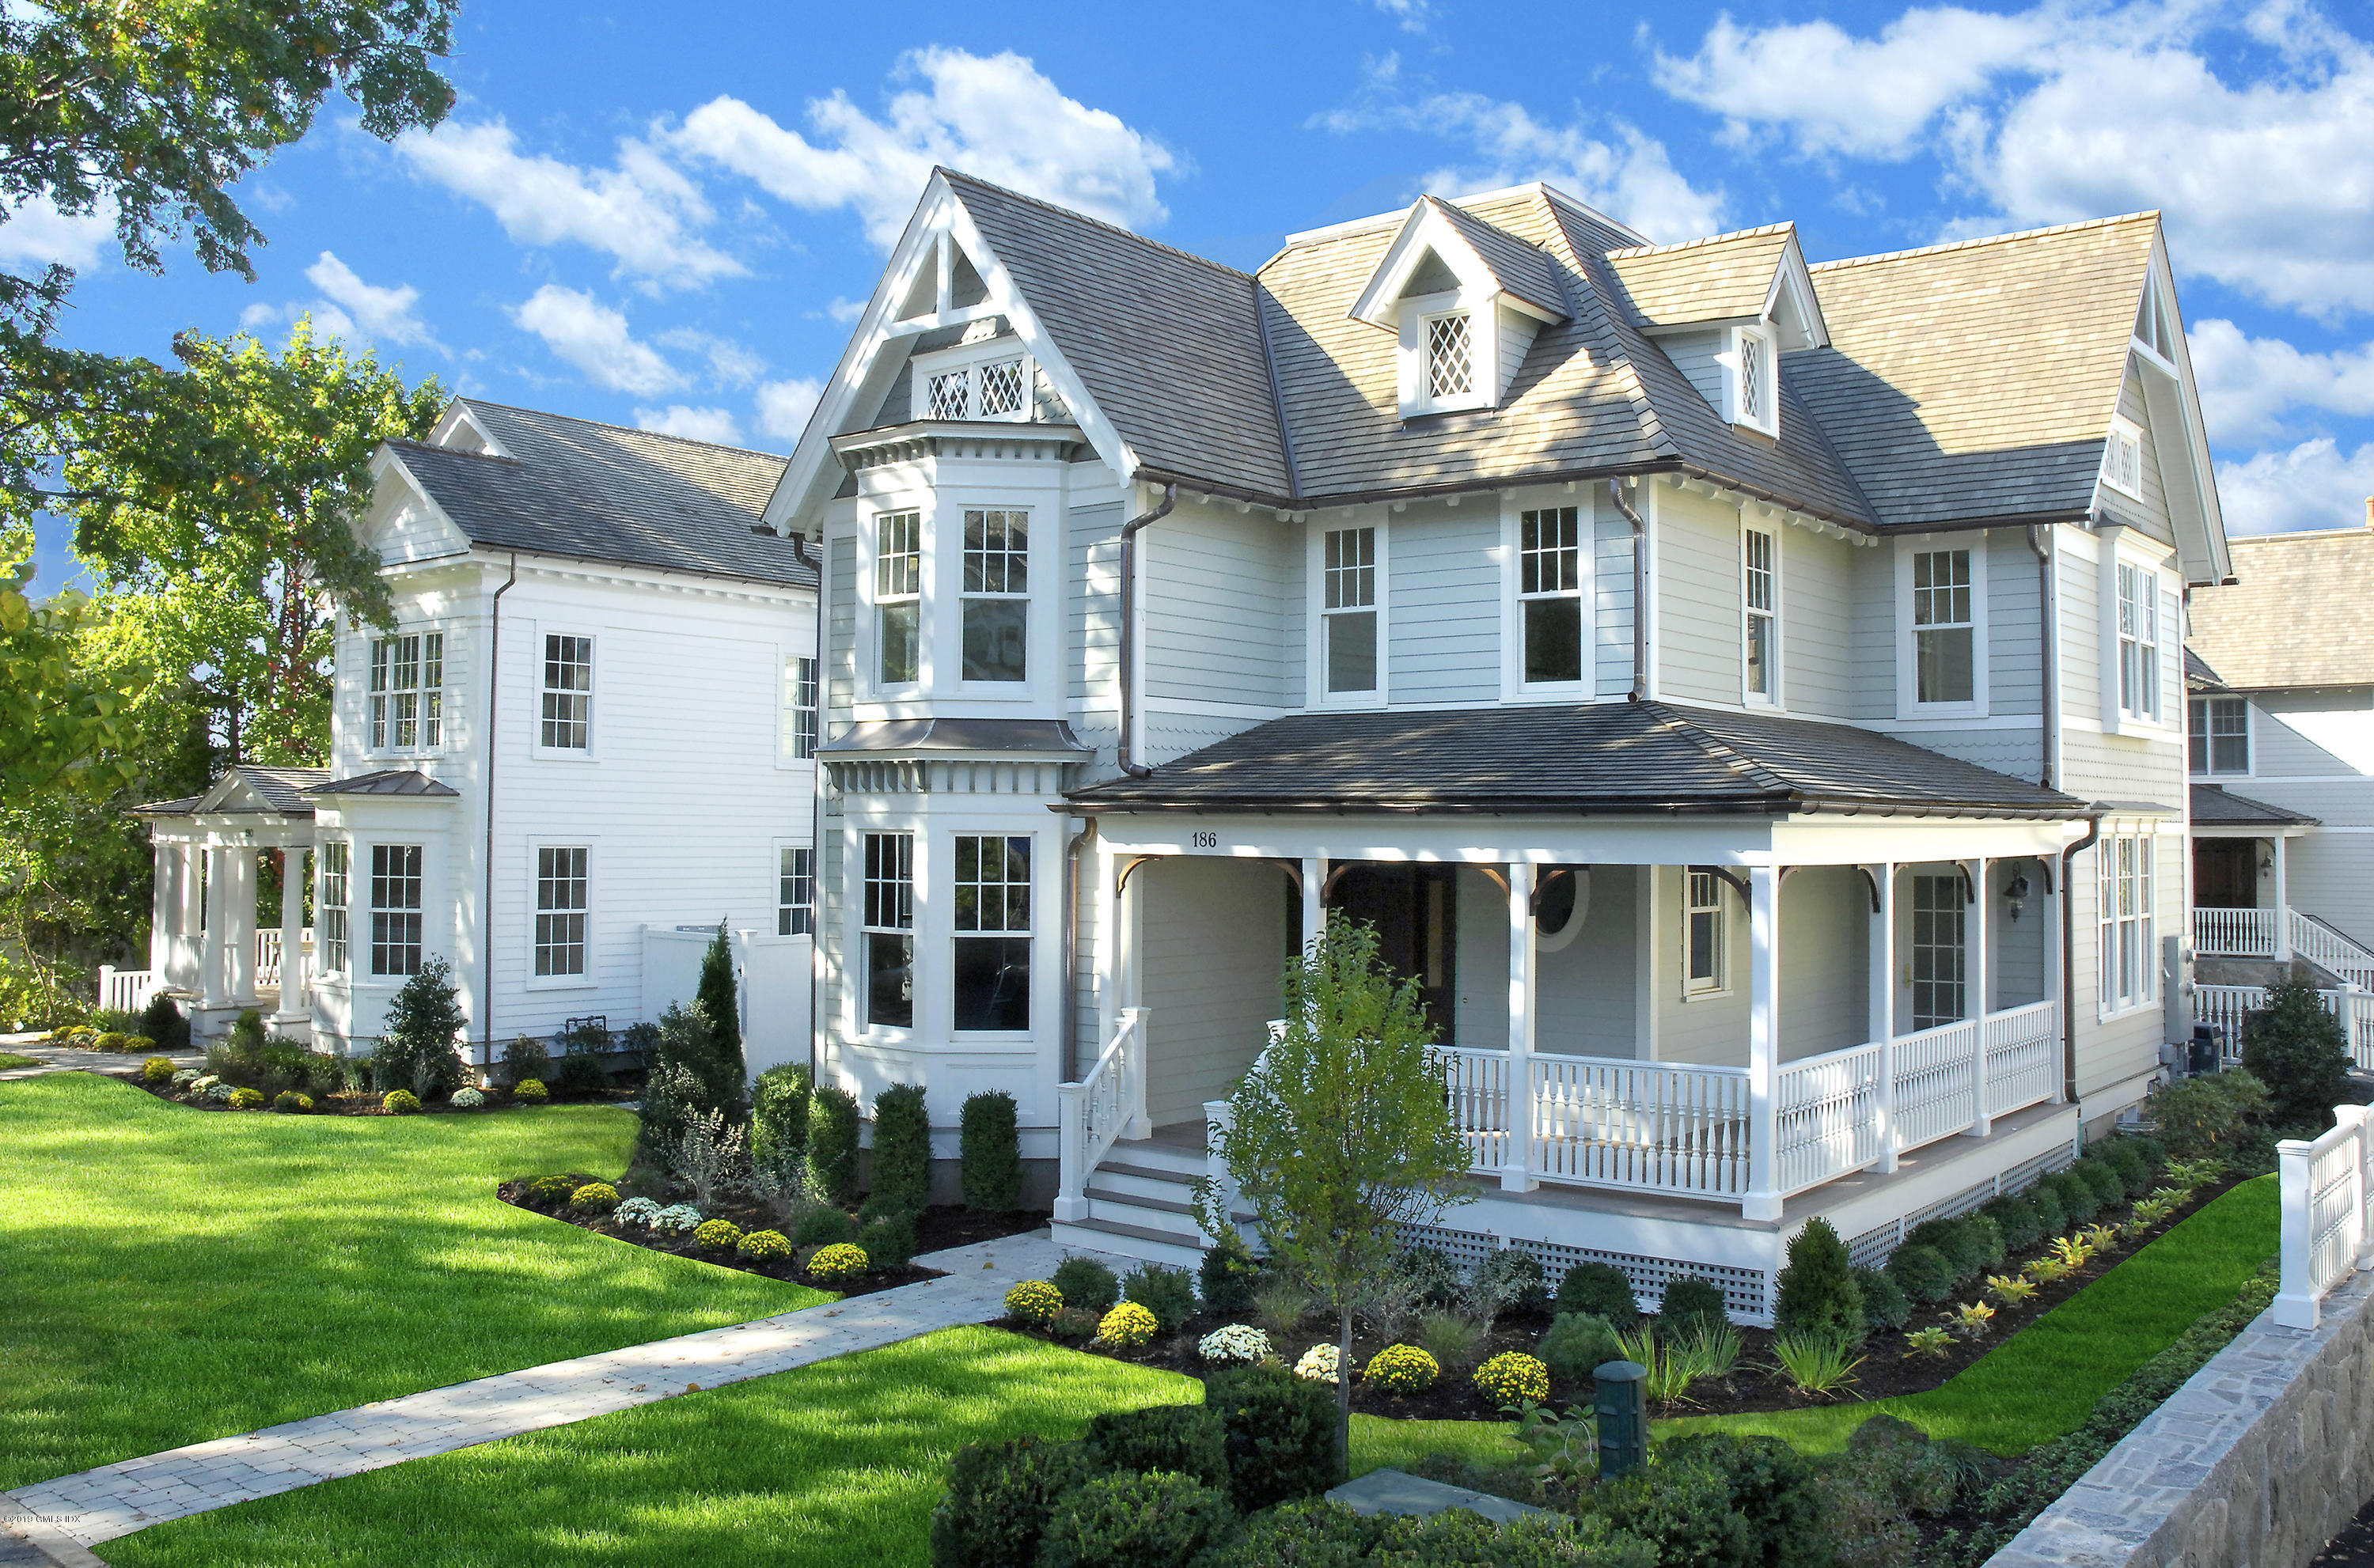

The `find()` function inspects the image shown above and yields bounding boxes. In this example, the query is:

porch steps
[1048,1135,1239,1270]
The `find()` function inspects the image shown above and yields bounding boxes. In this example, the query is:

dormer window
[1426,312,1475,400]
[1348,199,1570,424]
[1729,327,1777,436]
[2102,415,2145,499]
[911,339,1032,423]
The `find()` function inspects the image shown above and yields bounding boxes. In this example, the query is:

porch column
[1869,863,1898,1174]
[171,841,203,990]
[1968,858,1992,1138]
[1120,856,1149,1139]
[1745,865,1781,1221]
[225,846,259,1006]
[272,847,309,1025]
[147,839,177,979]
[199,844,230,1009]
[2273,837,2292,963]
[1504,862,1538,1194]
[1300,856,1325,953]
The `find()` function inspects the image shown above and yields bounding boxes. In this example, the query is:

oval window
[1534,867,1591,953]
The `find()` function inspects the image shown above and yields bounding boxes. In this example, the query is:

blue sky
[19,0,2374,593]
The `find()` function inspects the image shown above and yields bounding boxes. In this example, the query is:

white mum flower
[614,1198,663,1228]
[1294,1343,1341,1384]
[1198,1324,1272,1364]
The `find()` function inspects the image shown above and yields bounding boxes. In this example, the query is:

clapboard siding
[1068,501,1124,717]
[1595,496,1636,699]
[827,534,857,725]
[1780,528,1853,718]
[1138,857,1291,1125]
[1661,328,1725,415]
[1389,501,1500,706]
[2097,371,2176,544]
[1143,501,1290,707]
[1655,484,1743,705]
[1987,528,2043,718]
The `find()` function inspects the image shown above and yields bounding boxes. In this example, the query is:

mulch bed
[128,1078,643,1115]
[1003,1172,2245,1423]
[499,1176,1052,1299]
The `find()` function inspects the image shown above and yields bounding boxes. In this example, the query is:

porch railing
[2276,1104,2374,1330]
[2194,907,2280,958]
[2292,909,2374,990]
[2196,983,2374,1071]
[1532,1055,1750,1198]
[256,930,282,989]
[1773,1041,1883,1196]
[1053,1006,1148,1222]
[96,966,163,1015]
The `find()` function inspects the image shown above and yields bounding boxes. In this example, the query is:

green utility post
[1594,1359,1648,1478]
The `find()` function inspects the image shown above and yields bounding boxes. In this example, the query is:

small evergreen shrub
[752,1062,812,1163]
[271,1090,313,1113]
[226,1086,265,1109]
[2074,1157,2126,1206]
[1557,1261,1642,1327]
[2049,1169,2101,1224]
[374,956,466,1099]
[502,1034,551,1085]
[1658,1276,1730,1335]
[570,1182,620,1213]
[1049,1307,1101,1343]
[1083,1403,1231,1490]
[1906,1217,1986,1282]
[1473,1350,1550,1406]
[526,1174,578,1207]
[856,1191,909,1225]
[1984,1193,2044,1252]
[449,1086,485,1109]
[2243,975,2355,1131]
[959,1089,1022,1212]
[1538,1311,1623,1384]
[1199,1233,1260,1313]
[1852,1267,1910,1331]
[930,1434,1092,1568]
[1659,1431,1829,1568]
[1394,1246,1466,1309]
[1005,1280,1064,1324]
[2122,1133,2167,1180]
[2145,1070,2272,1160]
[870,1082,931,1211]
[1473,1248,1551,1315]
[141,1055,175,1084]
[1095,1301,1159,1349]
[810,1084,862,1203]
[1887,1244,1957,1304]
[1053,1256,1121,1315]
[1037,1471,1240,1568]
[808,1242,868,1281]
[96,1032,131,1053]
[1363,1343,1440,1393]
[139,992,189,1051]
[512,1078,548,1104]
[2027,1180,2067,1235]
[1773,1217,1864,1344]
[381,1089,421,1114]
[858,1210,917,1269]
[1122,1263,1198,1332]
[1203,1363,1345,1511]
[792,1206,856,1247]
[738,1229,793,1263]
[2099,1139,2151,1192]
[693,1218,742,1252]
[1592,1457,1750,1567]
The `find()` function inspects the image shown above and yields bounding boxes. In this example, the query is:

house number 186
[1190,831,1219,850]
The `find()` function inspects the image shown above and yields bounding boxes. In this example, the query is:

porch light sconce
[2261,854,2275,875]
[2004,870,2031,923]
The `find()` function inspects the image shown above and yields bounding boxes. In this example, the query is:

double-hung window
[318,842,349,976]
[1683,870,1726,997]
[2117,562,2160,722]
[2190,695,2249,775]
[534,846,588,978]
[1910,548,1976,706]
[1743,526,1777,702]
[783,655,818,760]
[862,831,914,1028]
[778,846,814,936]
[2099,834,2157,1013]
[875,511,921,687]
[1519,506,1583,686]
[367,631,443,751]
[369,844,423,977]
[1321,525,1379,697]
[953,835,1031,1031]
[961,509,1028,683]
[540,634,592,749]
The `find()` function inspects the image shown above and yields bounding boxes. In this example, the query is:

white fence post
[2275,1134,2320,1330]
[1054,1085,1088,1223]
[1202,1096,1238,1244]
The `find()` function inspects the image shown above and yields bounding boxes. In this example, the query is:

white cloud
[2216,437,2374,535]
[1372,0,1433,34]
[825,296,866,323]
[0,192,113,271]
[2188,319,2374,442]
[673,47,1176,248]
[635,404,745,445]
[755,377,823,441]
[396,119,742,289]
[657,328,766,386]
[509,285,685,395]
[304,252,434,347]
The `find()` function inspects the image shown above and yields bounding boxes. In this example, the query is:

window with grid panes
[961,509,1028,682]
[953,835,1030,1031]
[367,631,443,751]
[778,846,813,936]
[1744,527,1777,700]
[1426,312,1473,400]
[534,846,588,977]
[1519,506,1583,684]
[540,634,592,748]
[863,831,914,1028]
[783,655,817,759]
[927,366,970,419]
[2102,422,2144,498]
[1911,549,1975,705]
[2118,563,2160,721]
[369,844,423,976]
[1684,871,1725,995]
[875,511,921,686]
[1322,525,1378,695]
[2190,695,2249,775]
[2099,834,2156,1013]
[319,842,349,975]
[1909,873,1967,1029]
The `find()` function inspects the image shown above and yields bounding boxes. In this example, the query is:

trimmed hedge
[1204,1363,1344,1512]
[1054,1256,1121,1316]
[1557,1261,1641,1327]
[810,1085,862,1203]
[871,1082,931,1210]
[959,1089,1022,1212]
[1083,1403,1230,1491]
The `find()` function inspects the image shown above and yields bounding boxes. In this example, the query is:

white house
[127,401,821,1074]
[762,171,2227,1314]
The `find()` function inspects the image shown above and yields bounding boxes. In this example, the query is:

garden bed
[1000,1167,2246,1424]
[132,1075,641,1115]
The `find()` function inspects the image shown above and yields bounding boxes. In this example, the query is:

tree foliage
[1198,915,1473,1458]
[694,919,745,1073]
[375,953,464,1097]
[2242,973,2355,1133]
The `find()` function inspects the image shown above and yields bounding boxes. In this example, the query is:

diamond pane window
[1426,312,1473,399]
[978,358,1024,416]
[927,368,970,420]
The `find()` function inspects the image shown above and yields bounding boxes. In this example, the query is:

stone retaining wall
[1989,1269,2374,1567]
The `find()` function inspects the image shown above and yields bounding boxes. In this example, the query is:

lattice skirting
[1844,1138,2080,1271]
[1396,1221,1771,1320]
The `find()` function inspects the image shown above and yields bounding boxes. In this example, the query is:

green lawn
[0,1051,40,1070]
[1665,1173,2280,1455]
[0,1074,823,1488]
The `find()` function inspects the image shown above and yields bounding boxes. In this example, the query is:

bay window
[1519,506,1583,686]
[961,509,1028,682]
[2099,834,2156,1014]
[875,511,921,687]
[953,834,1031,1031]
[318,842,349,976]
[369,844,423,977]
[863,831,914,1028]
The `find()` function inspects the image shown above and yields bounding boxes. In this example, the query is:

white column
[1745,865,1781,1221]
[147,838,175,979]
[273,846,309,1024]
[1300,855,1325,953]
[1504,862,1538,1194]
[172,842,203,990]
[2273,837,2292,964]
[1091,843,1119,1059]
[225,847,259,1006]
[1870,863,1898,1173]
[1969,858,1992,1138]
[199,845,230,1009]
[1120,860,1149,1138]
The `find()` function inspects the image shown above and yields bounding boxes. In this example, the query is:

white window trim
[532,627,599,762]
[2101,414,2146,502]
[2189,693,2254,779]
[525,838,597,992]
[316,838,352,982]
[364,839,428,981]
[774,839,816,939]
[779,649,820,766]
[1394,288,1497,419]
[1500,492,1595,701]
[364,626,449,757]
[948,828,1037,1040]
[864,506,928,700]
[954,503,1035,693]
[908,339,1035,424]
[1740,517,1781,708]
[1894,536,1989,721]
[1724,324,1779,437]
[1679,868,1733,1002]
[1306,516,1390,709]
[2095,830,2160,1021]
[2099,532,2178,737]
[851,824,920,1041]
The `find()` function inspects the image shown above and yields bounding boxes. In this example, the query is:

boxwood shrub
[810,1085,862,1203]
[1658,1276,1730,1336]
[1082,1403,1230,1490]
[958,1089,1022,1213]
[1203,1363,1344,1512]
[1538,1311,1623,1383]
[1121,1262,1199,1332]
[2049,1169,2101,1225]
[1983,1193,2044,1252]
[858,1210,916,1269]
[2027,1180,2068,1236]
[930,1434,1092,1568]
[1052,1256,1121,1316]
[1887,1243,1957,1305]
[2074,1156,2126,1206]
[792,1206,856,1247]
[1557,1261,1642,1327]
[870,1082,931,1211]
[1852,1267,1910,1331]
[1037,1471,1240,1568]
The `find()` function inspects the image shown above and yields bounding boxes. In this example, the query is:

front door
[2194,839,2258,909]
[1325,862,1458,1043]
[1909,872,1967,1031]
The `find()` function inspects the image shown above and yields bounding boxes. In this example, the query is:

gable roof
[381,401,813,589]
[1411,195,1570,320]
[1602,225,1796,329]
[1787,214,2161,529]
[2187,527,2374,690]
[132,765,328,817]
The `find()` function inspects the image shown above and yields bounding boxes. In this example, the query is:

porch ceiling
[1069,700,2088,820]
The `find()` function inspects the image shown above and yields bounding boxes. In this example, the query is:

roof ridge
[2227,526,2374,544]
[456,399,791,462]
[385,435,524,467]
[1808,210,2161,273]
[1603,221,1796,260]
[936,166,1255,282]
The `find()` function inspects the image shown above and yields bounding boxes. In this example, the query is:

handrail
[2196,982,2374,1071]
[2292,907,2374,987]
[1053,1007,1148,1222]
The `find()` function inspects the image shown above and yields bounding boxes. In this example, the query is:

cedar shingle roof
[387,402,813,588]
[2187,528,2374,690]
[1418,195,1568,321]
[1602,225,1796,328]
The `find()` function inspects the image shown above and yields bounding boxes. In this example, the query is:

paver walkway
[2,1230,1117,1552]
[0,1043,205,1083]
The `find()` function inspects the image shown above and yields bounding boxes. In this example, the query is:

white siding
[1389,501,1500,706]
[1595,502,1638,699]
[1655,486,1743,706]
[1538,864,1640,1058]
[2099,370,2176,545]
[1661,329,1726,415]
[1137,857,1291,1126]
[1067,500,1124,766]
[1143,502,1290,709]
[1780,529,1854,718]
[1778,867,1868,1059]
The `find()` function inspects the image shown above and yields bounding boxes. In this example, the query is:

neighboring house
[125,401,821,1072]
[763,169,2228,1313]
[2184,523,2374,1010]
